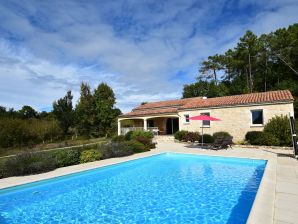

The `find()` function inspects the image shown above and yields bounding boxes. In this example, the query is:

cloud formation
[0,0,297,112]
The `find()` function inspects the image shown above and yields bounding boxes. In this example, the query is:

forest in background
[183,23,298,116]
[0,82,120,150]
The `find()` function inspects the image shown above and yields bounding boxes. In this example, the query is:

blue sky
[0,0,298,112]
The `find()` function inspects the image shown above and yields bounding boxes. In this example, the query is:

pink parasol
[189,115,221,145]
[189,115,221,121]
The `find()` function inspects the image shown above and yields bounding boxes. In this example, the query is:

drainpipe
[289,112,298,158]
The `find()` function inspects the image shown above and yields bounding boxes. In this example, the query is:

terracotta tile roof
[120,108,178,117]
[133,97,201,110]
[181,90,294,109]
[119,90,293,117]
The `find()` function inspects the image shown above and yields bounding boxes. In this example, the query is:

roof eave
[179,100,294,111]
[118,112,178,119]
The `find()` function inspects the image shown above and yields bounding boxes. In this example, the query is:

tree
[6,108,19,118]
[19,105,37,119]
[53,90,74,135]
[93,83,120,136]
[76,82,95,137]
[38,111,50,119]
[182,80,229,98]
[199,54,224,85]
[184,23,298,116]
[0,106,6,117]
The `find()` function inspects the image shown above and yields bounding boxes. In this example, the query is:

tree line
[0,82,121,148]
[183,23,298,116]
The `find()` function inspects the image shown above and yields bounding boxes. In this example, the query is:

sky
[0,0,298,113]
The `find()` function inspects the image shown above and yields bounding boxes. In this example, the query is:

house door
[166,118,179,134]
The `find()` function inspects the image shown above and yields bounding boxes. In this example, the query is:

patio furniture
[210,136,233,150]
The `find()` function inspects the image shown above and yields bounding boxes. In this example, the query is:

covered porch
[118,115,179,136]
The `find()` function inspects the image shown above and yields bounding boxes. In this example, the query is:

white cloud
[0,0,298,113]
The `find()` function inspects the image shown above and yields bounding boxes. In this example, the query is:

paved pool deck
[1,142,298,224]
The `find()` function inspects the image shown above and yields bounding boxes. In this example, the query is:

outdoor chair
[210,136,233,150]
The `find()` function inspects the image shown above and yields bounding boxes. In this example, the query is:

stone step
[153,135,175,142]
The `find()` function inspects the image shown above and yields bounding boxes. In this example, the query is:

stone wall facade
[178,103,294,142]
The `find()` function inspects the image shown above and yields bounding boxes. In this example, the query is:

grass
[0,137,108,158]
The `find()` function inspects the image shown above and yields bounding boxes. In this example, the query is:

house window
[251,110,263,125]
[184,114,190,123]
[201,112,210,126]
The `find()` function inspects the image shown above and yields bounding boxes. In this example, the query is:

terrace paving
[0,142,298,224]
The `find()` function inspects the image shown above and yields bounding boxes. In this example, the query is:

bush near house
[183,132,200,142]
[213,132,232,140]
[127,140,148,153]
[263,115,292,146]
[124,131,134,140]
[175,131,232,144]
[136,136,156,149]
[246,115,292,146]
[174,130,189,141]
[199,134,214,143]
[245,131,263,144]
[131,130,154,140]
[257,132,280,146]
[112,131,156,152]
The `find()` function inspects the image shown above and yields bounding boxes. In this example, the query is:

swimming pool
[0,153,266,224]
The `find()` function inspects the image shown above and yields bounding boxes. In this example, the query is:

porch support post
[143,118,147,131]
[118,119,121,136]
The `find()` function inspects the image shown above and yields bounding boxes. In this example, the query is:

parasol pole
[201,121,204,146]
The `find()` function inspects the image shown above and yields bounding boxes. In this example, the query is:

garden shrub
[183,132,200,142]
[255,132,280,146]
[213,131,232,140]
[245,131,280,146]
[0,161,6,179]
[263,115,292,146]
[174,130,188,141]
[0,168,5,179]
[4,152,57,176]
[124,131,134,141]
[101,142,134,159]
[131,130,154,140]
[245,131,263,144]
[80,149,102,163]
[135,136,155,149]
[127,140,148,153]
[199,134,214,143]
[135,136,151,145]
[112,135,126,142]
[54,149,80,167]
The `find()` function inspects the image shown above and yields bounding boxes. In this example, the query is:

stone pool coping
[1,142,298,224]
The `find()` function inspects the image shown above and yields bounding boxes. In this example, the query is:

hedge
[1,130,156,179]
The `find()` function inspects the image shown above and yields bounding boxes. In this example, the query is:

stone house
[118,90,294,141]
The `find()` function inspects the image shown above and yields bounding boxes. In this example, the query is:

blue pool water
[0,153,266,224]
